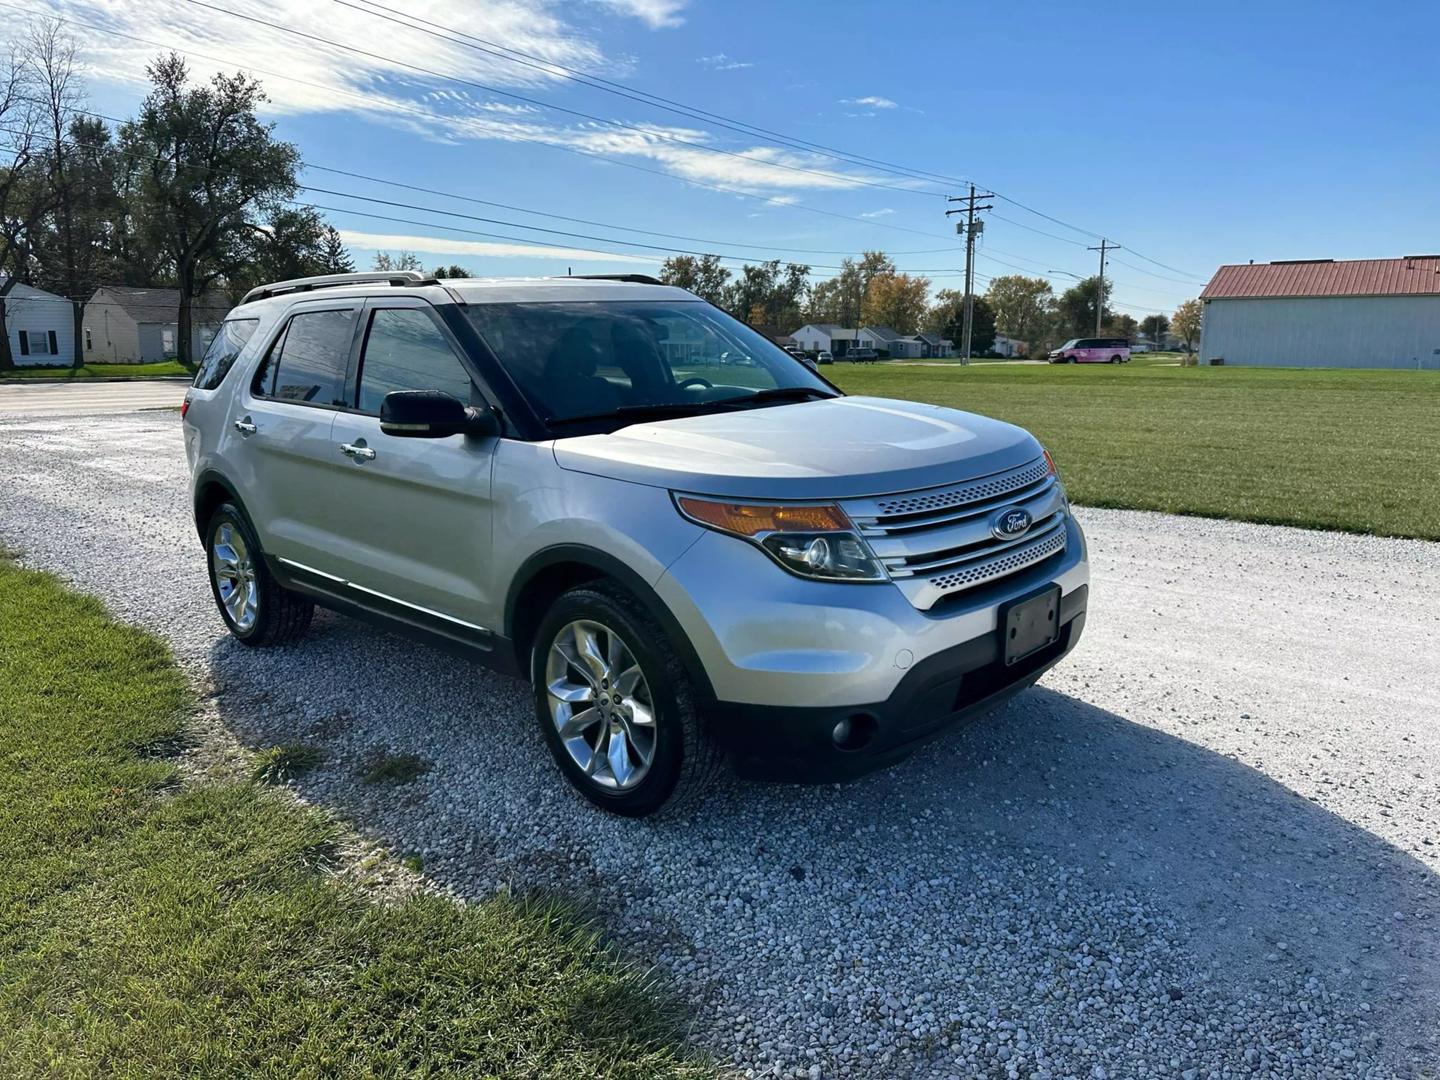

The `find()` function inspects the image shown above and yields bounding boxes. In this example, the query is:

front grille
[842,456,1068,609]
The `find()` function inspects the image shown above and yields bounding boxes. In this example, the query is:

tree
[430,264,472,279]
[26,19,89,367]
[120,55,300,364]
[985,274,1054,351]
[657,253,730,306]
[1056,275,1113,336]
[860,271,929,335]
[1104,312,1138,341]
[1139,313,1170,346]
[924,289,994,353]
[723,259,810,328]
[807,250,894,327]
[226,205,330,299]
[0,37,53,372]
[317,225,353,273]
[373,250,422,272]
[1172,298,1203,350]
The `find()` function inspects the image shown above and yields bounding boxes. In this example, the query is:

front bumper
[654,512,1090,780]
[708,586,1085,781]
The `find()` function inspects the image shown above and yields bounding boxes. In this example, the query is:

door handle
[233,417,256,435]
[340,442,376,462]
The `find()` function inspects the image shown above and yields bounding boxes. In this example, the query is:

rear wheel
[531,582,721,816]
[1110,354,1123,364]
[205,502,314,646]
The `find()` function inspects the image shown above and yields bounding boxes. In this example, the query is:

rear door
[228,301,361,570]
[325,298,498,636]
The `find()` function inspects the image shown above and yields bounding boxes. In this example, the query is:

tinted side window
[356,308,473,414]
[193,319,259,390]
[258,310,354,406]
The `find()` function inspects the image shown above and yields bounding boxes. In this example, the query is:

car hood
[551,395,1042,500]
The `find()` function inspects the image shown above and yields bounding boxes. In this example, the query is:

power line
[0,5,974,254]
[181,0,937,199]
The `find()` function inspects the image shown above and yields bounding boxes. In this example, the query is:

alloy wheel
[211,520,259,632]
[544,619,657,790]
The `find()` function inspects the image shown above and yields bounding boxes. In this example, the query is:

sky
[13,0,1440,319]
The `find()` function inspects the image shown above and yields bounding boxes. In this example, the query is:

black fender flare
[505,544,716,704]
[191,468,243,540]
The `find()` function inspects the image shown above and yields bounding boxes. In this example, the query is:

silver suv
[183,271,1088,816]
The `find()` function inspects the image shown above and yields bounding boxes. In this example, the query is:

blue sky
[27,0,1440,318]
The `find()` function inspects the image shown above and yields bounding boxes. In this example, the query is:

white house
[1200,256,1440,369]
[791,323,857,356]
[855,325,907,356]
[84,286,232,363]
[992,334,1029,359]
[1,277,75,367]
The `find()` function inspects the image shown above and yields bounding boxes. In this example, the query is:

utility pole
[1087,239,1119,334]
[946,184,994,363]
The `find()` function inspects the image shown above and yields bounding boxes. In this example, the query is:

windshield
[465,300,836,428]
[1059,339,1080,349]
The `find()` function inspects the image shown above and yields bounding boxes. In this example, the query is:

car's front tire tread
[206,502,314,648]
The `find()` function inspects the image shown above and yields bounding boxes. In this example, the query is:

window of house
[47,330,58,355]
[17,330,29,356]
[161,328,176,356]
[85,328,93,351]
[253,309,354,407]
[355,308,473,414]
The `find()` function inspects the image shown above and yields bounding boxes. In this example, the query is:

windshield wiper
[546,401,712,427]
[712,386,840,408]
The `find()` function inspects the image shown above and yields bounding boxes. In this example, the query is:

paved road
[0,379,187,416]
[2,412,1437,1078]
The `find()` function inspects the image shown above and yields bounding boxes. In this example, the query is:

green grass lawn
[2,360,193,380]
[0,559,709,1078]
[829,362,1440,541]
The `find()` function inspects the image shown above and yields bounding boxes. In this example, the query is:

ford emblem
[991,506,1033,540]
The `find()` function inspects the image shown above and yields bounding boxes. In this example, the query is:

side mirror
[379,390,500,439]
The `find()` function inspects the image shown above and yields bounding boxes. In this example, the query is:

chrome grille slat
[840,455,1069,609]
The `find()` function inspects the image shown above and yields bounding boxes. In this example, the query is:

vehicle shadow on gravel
[205,616,1439,1070]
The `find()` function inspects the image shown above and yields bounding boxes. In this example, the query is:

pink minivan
[1048,337,1131,364]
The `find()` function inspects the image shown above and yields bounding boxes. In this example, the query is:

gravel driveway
[3,411,1437,1079]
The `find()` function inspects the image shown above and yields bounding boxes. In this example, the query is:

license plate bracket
[1000,585,1062,666]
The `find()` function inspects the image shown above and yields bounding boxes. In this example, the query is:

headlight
[674,496,886,582]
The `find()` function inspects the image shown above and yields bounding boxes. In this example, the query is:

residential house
[992,334,1029,358]
[912,332,954,359]
[791,323,857,356]
[84,286,232,363]
[1,277,75,367]
[856,325,911,356]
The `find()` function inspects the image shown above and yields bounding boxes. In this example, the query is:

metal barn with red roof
[1198,256,1440,369]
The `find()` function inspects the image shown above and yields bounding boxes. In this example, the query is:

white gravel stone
[2,410,1438,1078]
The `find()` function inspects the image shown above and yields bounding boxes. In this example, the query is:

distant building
[1200,256,1440,369]
[1,277,75,366]
[791,323,857,356]
[857,325,920,357]
[84,286,232,363]
[912,332,954,359]
[992,334,1028,358]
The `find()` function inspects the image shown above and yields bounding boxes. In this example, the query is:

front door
[325,299,498,636]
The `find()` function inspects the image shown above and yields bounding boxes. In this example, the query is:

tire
[1110,355,1122,364]
[530,582,723,817]
[205,501,314,647]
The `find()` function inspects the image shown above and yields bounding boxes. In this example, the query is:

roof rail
[566,273,667,286]
[240,270,438,306]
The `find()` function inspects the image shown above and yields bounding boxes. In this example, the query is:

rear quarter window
[193,318,260,390]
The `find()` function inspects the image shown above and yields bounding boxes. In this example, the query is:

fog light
[831,717,852,744]
[831,713,877,751]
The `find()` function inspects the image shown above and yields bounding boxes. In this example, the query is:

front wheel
[531,583,722,816]
[1110,355,1123,364]
[205,502,314,646]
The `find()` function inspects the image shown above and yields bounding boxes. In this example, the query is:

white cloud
[44,0,892,197]
[338,230,652,264]
[590,0,687,29]
[860,208,895,218]
[841,95,899,110]
[697,53,754,71]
